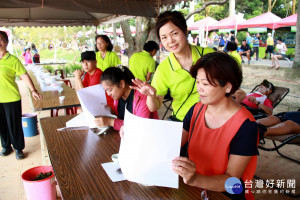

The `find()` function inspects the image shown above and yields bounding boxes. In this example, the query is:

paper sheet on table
[118,109,182,189]
[101,162,126,182]
[66,84,116,128]
[40,85,61,92]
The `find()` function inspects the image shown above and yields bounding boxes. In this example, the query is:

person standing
[252,33,260,61]
[194,35,200,46]
[229,30,236,43]
[0,31,42,160]
[129,41,159,82]
[223,32,230,52]
[264,33,274,59]
[31,43,40,63]
[246,32,252,46]
[218,33,225,50]
[131,11,214,122]
[95,35,121,72]
[212,31,219,49]
[21,46,33,64]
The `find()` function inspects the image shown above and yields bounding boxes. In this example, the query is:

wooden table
[27,69,80,111]
[27,68,80,164]
[40,115,230,200]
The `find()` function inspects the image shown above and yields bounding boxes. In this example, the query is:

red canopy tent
[237,12,281,30]
[208,15,245,31]
[274,14,297,29]
[188,17,218,30]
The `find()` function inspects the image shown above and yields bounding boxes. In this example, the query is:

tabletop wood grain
[27,69,80,111]
[40,115,230,200]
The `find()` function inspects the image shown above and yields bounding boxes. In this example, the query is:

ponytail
[101,65,135,86]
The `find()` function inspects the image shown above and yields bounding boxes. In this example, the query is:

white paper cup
[59,96,65,101]
[111,153,119,163]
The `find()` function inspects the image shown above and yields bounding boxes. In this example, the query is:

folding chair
[50,79,77,117]
[258,133,300,164]
[162,89,173,120]
[244,85,289,119]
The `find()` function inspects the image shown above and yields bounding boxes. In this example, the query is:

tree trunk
[121,18,153,58]
[135,17,145,53]
[113,23,117,46]
[292,4,300,69]
[292,0,296,15]
[120,20,135,58]
[229,0,235,16]
[268,0,277,12]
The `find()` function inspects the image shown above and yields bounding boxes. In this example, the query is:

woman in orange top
[172,52,259,200]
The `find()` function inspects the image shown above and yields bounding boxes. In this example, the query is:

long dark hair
[95,35,113,52]
[101,65,135,86]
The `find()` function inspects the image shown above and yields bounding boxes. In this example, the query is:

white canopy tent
[0,0,183,26]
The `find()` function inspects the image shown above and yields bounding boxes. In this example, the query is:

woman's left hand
[172,157,196,185]
[32,90,43,100]
[94,116,114,127]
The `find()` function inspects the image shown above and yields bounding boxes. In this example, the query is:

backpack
[33,53,40,63]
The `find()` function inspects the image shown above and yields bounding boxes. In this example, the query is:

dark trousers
[0,100,25,150]
[253,47,259,60]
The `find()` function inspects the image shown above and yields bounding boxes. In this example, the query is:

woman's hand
[172,157,197,185]
[32,90,43,100]
[130,78,156,96]
[247,96,257,104]
[94,116,114,127]
[73,69,83,79]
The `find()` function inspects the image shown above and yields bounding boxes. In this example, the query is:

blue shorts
[275,111,300,125]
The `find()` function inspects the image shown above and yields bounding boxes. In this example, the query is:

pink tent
[208,15,245,31]
[274,14,297,29]
[188,17,218,30]
[237,12,281,30]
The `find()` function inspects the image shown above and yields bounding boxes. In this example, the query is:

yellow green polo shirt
[229,51,242,66]
[267,37,274,46]
[151,44,214,121]
[0,52,27,103]
[96,51,121,71]
[129,50,155,82]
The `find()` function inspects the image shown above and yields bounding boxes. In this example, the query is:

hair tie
[117,64,125,72]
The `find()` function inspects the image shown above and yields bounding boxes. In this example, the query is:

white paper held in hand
[118,109,182,189]
[66,84,116,128]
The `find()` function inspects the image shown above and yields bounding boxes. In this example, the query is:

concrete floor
[0,71,298,200]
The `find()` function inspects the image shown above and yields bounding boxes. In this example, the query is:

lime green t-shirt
[96,51,121,71]
[229,51,242,66]
[0,52,27,103]
[129,50,156,82]
[151,45,214,121]
[267,37,274,46]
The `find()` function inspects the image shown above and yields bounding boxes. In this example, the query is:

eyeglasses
[201,189,209,200]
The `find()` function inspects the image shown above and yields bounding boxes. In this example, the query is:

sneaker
[15,150,24,160]
[0,147,13,156]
